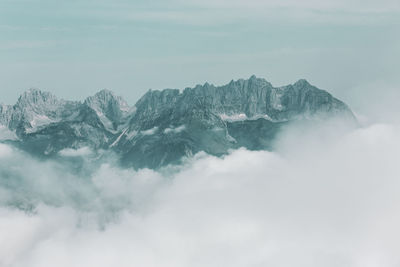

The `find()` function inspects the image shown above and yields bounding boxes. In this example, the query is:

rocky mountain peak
[85,89,129,111]
[294,79,311,87]
[84,89,132,129]
[0,76,357,169]
[16,88,60,109]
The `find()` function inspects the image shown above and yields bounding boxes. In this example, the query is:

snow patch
[110,129,128,147]
[252,114,274,121]
[58,147,93,157]
[141,127,158,136]
[26,114,56,133]
[219,113,274,122]
[164,125,186,134]
[95,111,115,131]
[220,113,248,121]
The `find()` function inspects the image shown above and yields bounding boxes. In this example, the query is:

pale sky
[0,0,399,115]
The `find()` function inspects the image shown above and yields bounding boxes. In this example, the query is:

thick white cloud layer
[0,118,400,266]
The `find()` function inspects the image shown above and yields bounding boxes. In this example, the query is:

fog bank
[1,118,400,267]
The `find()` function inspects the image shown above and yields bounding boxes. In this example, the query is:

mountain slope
[0,76,356,169]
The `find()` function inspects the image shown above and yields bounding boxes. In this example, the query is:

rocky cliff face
[0,104,13,126]
[0,76,356,169]
[83,89,132,132]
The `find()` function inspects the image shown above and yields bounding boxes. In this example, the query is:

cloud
[0,143,13,157]
[0,116,400,266]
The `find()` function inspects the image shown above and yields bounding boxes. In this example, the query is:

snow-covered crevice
[26,114,59,133]
[219,113,274,122]
[164,125,186,134]
[58,147,93,157]
[141,127,158,136]
[110,129,128,147]
[219,113,248,121]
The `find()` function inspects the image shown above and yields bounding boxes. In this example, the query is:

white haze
[1,115,400,266]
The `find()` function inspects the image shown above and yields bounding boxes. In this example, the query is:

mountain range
[0,76,356,169]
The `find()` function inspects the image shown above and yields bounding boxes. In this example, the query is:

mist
[0,108,400,267]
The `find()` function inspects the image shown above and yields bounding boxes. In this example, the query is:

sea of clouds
[1,114,400,266]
